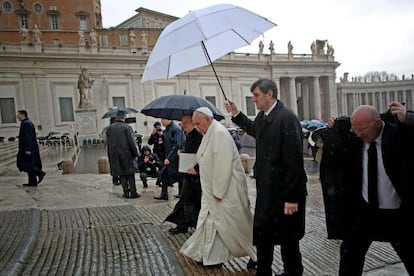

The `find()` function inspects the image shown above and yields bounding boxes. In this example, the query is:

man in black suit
[324,102,414,275]
[225,79,307,276]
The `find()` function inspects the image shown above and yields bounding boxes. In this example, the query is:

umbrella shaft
[201,41,228,101]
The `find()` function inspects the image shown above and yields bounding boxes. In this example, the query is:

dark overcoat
[233,101,308,244]
[17,118,42,172]
[106,121,138,176]
[165,128,203,227]
[320,112,414,240]
[163,122,185,184]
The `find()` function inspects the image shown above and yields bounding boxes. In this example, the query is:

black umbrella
[140,95,225,121]
[101,107,139,119]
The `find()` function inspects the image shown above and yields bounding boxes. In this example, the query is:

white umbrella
[141,4,277,99]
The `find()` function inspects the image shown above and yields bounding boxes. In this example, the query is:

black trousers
[256,231,303,276]
[339,204,414,276]
[27,171,38,185]
[120,174,137,197]
[159,166,182,198]
[139,171,160,186]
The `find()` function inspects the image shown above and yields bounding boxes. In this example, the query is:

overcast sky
[101,0,414,81]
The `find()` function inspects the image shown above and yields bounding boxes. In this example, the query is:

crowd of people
[78,88,414,276]
[16,77,413,276]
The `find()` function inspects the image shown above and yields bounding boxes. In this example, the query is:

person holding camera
[138,145,163,188]
[148,121,166,163]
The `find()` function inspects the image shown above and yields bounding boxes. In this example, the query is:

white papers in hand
[179,153,197,173]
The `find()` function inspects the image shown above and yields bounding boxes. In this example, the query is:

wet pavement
[0,146,408,275]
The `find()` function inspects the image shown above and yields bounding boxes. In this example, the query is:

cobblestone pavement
[0,148,407,275]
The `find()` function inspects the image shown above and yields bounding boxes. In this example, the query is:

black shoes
[23,183,37,186]
[247,258,257,269]
[173,194,180,199]
[153,196,168,200]
[130,193,141,198]
[24,171,46,186]
[112,176,120,185]
[38,171,46,184]
[168,227,188,234]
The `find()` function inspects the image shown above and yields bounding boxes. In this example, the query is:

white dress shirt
[362,122,401,209]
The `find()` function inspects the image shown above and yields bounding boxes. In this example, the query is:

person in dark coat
[165,114,203,234]
[101,117,120,185]
[322,102,414,276]
[230,129,242,152]
[148,121,166,162]
[225,79,307,276]
[154,119,185,200]
[106,110,140,198]
[138,145,162,188]
[16,110,46,186]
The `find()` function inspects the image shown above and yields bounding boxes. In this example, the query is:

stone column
[313,77,322,119]
[274,77,281,100]
[289,77,298,114]
[348,92,361,110]
[327,76,337,116]
[302,81,310,120]
[379,91,384,111]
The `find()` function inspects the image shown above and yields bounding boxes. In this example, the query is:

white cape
[180,120,256,265]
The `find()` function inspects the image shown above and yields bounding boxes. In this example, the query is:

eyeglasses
[351,121,375,133]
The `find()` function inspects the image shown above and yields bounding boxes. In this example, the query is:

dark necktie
[368,141,378,208]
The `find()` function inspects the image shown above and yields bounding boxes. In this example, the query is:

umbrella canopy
[141,4,276,99]
[140,94,225,121]
[101,107,139,119]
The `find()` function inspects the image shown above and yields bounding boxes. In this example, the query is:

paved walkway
[0,147,408,275]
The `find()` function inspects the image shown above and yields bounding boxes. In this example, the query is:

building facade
[0,1,349,141]
[337,73,414,116]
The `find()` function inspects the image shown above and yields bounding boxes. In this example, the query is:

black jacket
[320,111,414,240]
[148,131,166,161]
[138,146,162,176]
[17,118,42,172]
[233,101,307,244]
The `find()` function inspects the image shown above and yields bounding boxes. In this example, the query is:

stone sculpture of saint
[141,30,148,51]
[258,40,264,54]
[20,27,29,43]
[129,30,136,47]
[288,40,293,56]
[33,24,41,43]
[77,67,95,108]
[310,41,316,55]
[268,40,274,55]
[327,43,335,56]
[89,28,97,46]
[78,30,85,45]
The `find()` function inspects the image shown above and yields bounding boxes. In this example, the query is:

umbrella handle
[201,41,228,101]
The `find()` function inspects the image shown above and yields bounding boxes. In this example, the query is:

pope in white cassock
[180,107,257,266]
